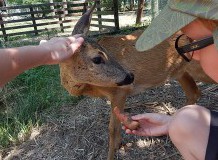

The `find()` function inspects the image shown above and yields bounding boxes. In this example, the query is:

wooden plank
[0,13,82,25]
[0,24,34,31]
[0,8,70,17]
[0,2,83,10]
[93,11,114,15]
[92,18,115,22]
[1,25,72,37]
[0,19,74,31]
[90,24,115,29]
[36,19,75,27]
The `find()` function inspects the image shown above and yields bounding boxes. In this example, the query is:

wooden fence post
[59,15,64,32]
[113,0,119,30]
[58,3,64,33]
[96,0,102,32]
[50,0,55,16]
[0,12,7,41]
[30,6,38,35]
[62,0,68,15]
[130,0,134,11]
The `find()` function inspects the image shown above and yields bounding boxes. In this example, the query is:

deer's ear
[72,1,97,36]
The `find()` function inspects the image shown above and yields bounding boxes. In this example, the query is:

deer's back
[99,30,186,90]
[98,30,215,94]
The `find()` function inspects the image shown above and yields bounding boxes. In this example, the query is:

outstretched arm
[0,35,84,87]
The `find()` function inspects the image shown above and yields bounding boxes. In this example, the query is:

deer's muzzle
[117,73,134,86]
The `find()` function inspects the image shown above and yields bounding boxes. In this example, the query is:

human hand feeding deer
[113,107,140,130]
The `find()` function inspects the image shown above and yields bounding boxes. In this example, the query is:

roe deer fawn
[59,2,215,160]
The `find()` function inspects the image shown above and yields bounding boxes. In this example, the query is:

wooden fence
[0,1,119,41]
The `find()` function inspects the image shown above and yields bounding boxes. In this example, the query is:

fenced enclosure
[0,0,168,41]
[0,1,118,41]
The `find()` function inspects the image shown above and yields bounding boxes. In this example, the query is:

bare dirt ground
[2,80,218,160]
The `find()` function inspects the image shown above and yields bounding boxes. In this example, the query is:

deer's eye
[92,56,104,64]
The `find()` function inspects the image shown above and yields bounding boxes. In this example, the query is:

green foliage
[100,0,123,10]
[22,0,46,5]
[7,0,67,5]
[7,0,47,5]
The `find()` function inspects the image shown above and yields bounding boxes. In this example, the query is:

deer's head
[60,1,134,92]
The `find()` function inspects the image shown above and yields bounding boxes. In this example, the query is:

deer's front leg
[107,91,127,160]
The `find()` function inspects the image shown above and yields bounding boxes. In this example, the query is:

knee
[168,105,207,143]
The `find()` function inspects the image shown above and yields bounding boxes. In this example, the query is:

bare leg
[168,105,210,160]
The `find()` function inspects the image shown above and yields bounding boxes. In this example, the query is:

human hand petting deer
[0,35,84,87]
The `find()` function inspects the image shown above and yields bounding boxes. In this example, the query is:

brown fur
[59,30,215,160]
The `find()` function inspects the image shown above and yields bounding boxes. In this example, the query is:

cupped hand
[113,107,140,130]
[39,34,84,65]
[123,113,172,137]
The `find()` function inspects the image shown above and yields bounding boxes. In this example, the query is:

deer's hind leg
[177,72,201,105]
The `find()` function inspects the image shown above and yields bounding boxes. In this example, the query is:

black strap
[175,34,214,62]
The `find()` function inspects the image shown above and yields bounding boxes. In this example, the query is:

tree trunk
[136,0,145,24]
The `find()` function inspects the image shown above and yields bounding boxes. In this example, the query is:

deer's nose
[117,73,134,86]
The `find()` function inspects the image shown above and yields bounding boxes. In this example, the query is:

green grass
[0,40,82,149]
